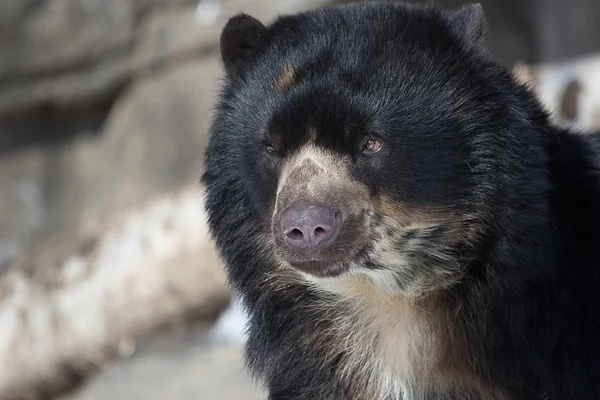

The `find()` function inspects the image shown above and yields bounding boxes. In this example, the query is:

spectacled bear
[202,2,600,399]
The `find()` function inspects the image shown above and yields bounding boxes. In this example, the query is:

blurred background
[0,0,599,399]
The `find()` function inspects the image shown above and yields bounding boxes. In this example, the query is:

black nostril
[287,228,304,241]
[314,226,326,238]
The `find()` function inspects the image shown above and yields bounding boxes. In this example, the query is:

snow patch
[208,296,249,345]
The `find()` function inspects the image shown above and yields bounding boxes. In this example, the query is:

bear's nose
[280,205,341,249]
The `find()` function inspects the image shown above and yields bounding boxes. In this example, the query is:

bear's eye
[362,139,383,154]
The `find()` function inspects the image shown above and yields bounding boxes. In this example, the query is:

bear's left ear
[448,3,487,48]
[220,13,267,76]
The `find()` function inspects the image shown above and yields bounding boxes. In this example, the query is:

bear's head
[204,2,550,297]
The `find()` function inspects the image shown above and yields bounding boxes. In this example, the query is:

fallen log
[0,185,229,400]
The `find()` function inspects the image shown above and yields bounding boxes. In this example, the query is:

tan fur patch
[276,67,296,92]
[372,194,457,227]
[302,274,506,399]
[312,274,441,397]
[278,146,348,182]
[306,124,317,143]
[275,145,368,214]
[372,195,412,226]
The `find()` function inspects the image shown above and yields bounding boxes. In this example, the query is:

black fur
[203,2,600,399]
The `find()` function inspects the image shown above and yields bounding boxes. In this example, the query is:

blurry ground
[65,326,264,400]
[65,302,264,400]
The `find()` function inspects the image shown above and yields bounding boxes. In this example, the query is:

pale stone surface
[66,327,265,400]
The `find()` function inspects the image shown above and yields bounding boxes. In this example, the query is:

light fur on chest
[304,273,443,399]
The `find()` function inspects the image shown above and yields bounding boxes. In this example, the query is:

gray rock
[0,0,136,112]
[0,58,221,256]
[72,59,222,234]
[0,0,332,113]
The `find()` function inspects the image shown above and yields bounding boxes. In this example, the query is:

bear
[202,2,600,399]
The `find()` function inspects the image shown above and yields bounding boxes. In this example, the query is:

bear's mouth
[288,259,351,277]
[283,243,374,278]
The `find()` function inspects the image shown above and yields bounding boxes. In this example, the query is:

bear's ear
[220,13,267,76]
[449,3,487,48]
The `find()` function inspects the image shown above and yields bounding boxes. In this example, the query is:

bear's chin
[287,260,351,278]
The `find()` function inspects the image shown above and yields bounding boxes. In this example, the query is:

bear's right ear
[220,13,267,76]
